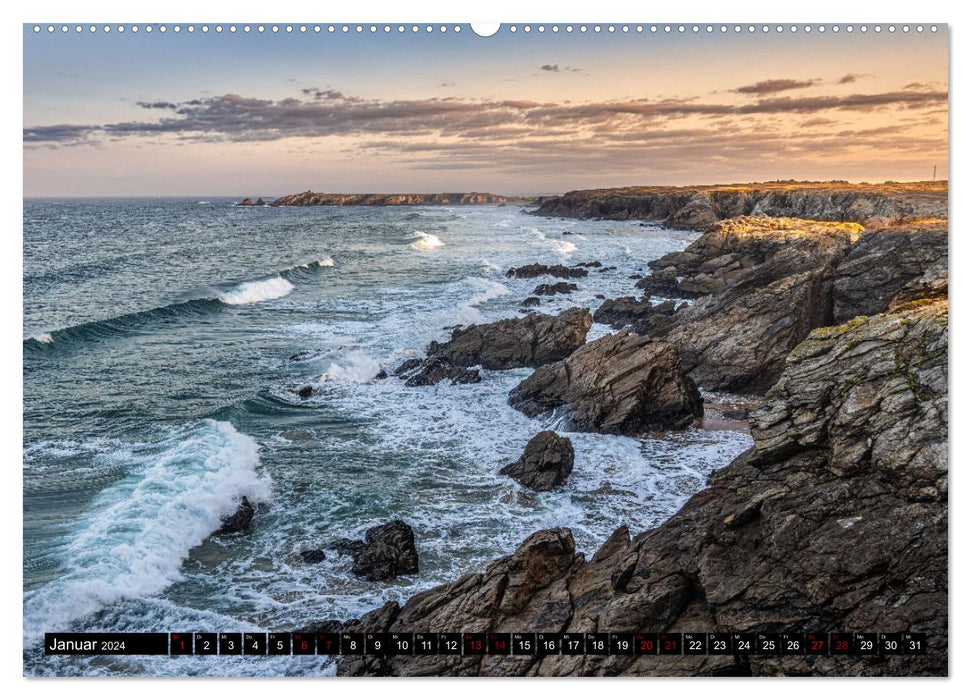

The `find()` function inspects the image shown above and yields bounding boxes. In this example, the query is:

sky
[23,24,949,196]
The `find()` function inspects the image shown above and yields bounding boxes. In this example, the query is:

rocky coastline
[531,181,947,230]
[265,191,531,207]
[258,182,947,676]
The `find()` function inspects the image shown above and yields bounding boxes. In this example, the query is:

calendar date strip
[45,632,926,656]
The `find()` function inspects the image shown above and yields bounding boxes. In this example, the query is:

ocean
[22,199,753,676]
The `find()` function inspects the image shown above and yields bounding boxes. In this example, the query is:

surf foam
[408,231,444,250]
[23,421,272,639]
[219,277,294,305]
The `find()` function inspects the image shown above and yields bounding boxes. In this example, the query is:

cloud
[734,78,820,95]
[23,86,948,153]
[135,101,178,110]
[540,64,582,73]
[838,73,864,84]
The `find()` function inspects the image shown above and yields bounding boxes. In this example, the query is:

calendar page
[22,20,948,679]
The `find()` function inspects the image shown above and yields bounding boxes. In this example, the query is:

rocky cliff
[270,191,527,206]
[531,181,947,230]
[336,298,948,677]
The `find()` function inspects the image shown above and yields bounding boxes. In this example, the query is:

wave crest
[408,231,444,250]
[218,277,294,305]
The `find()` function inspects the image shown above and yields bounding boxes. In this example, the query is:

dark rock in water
[597,266,617,273]
[521,296,542,307]
[425,307,592,370]
[336,300,948,677]
[238,198,254,206]
[331,520,420,581]
[255,197,266,206]
[533,282,578,296]
[216,497,254,535]
[721,408,750,421]
[297,385,315,399]
[561,231,576,235]
[500,431,574,491]
[509,330,703,435]
[629,274,642,280]
[594,294,605,299]
[577,260,602,267]
[300,549,326,564]
[593,296,656,328]
[374,369,388,380]
[831,224,948,323]
[394,357,481,387]
[506,263,588,279]
[289,349,322,362]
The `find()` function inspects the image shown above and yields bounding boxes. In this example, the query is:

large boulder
[508,330,703,435]
[427,307,592,370]
[533,282,578,296]
[331,520,420,582]
[592,296,675,329]
[500,431,574,491]
[336,300,948,677]
[831,223,948,322]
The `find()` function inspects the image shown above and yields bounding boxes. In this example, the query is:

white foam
[549,240,578,255]
[219,277,294,305]
[23,421,272,640]
[317,349,382,384]
[316,257,335,267]
[408,230,444,250]
[30,333,53,344]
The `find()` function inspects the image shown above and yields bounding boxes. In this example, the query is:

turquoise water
[23,199,752,675]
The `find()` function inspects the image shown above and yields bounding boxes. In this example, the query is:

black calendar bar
[45,633,168,655]
[41,632,928,656]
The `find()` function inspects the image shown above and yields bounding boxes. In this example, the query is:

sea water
[23,199,752,675]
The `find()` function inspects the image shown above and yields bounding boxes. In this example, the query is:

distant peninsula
[246,191,534,207]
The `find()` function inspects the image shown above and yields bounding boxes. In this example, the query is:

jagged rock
[337,300,947,677]
[238,198,254,206]
[636,216,863,298]
[521,297,542,307]
[300,549,326,564]
[509,330,703,435]
[657,218,861,393]
[593,296,656,328]
[330,520,420,581]
[577,260,602,267]
[531,181,947,229]
[393,357,481,387]
[374,369,388,380]
[505,263,588,279]
[533,282,578,296]
[215,497,254,535]
[499,431,574,491]
[255,197,266,206]
[831,223,948,322]
[425,308,592,370]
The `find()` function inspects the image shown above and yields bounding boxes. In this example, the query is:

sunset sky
[23,25,949,196]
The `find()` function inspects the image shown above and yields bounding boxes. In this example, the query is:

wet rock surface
[393,357,481,387]
[499,431,575,491]
[331,520,420,582]
[215,496,254,535]
[508,330,703,435]
[533,282,578,296]
[506,263,588,279]
[337,300,948,677]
